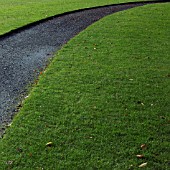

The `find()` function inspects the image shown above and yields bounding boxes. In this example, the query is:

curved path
[0,1,167,131]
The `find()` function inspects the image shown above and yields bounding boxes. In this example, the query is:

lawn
[0,0,147,35]
[0,2,169,169]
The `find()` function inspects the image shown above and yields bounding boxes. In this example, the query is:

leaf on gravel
[139,162,147,168]
[6,123,12,127]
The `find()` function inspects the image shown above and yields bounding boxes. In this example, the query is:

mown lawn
[0,0,147,35]
[0,2,169,169]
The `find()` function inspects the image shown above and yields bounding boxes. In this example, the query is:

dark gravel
[0,1,165,134]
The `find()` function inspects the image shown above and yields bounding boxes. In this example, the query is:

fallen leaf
[139,162,147,168]
[46,142,53,147]
[25,95,29,99]
[6,123,12,127]
[141,144,147,150]
[136,154,144,158]
[6,160,14,165]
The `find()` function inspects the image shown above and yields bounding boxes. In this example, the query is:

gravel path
[0,1,165,133]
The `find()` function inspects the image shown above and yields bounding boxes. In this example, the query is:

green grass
[0,2,169,169]
[0,0,147,35]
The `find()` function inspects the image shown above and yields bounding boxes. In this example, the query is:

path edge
[0,0,168,40]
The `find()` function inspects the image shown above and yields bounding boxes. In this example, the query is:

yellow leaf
[139,162,147,168]
[46,142,53,147]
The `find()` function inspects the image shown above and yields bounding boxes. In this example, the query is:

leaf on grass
[139,162,147,168]
[25,95,29,99]
[6,160,14,165]
[136,154,144,158]
[6,123,12,127]
[46,142,53,147]
[141,144,147,150]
